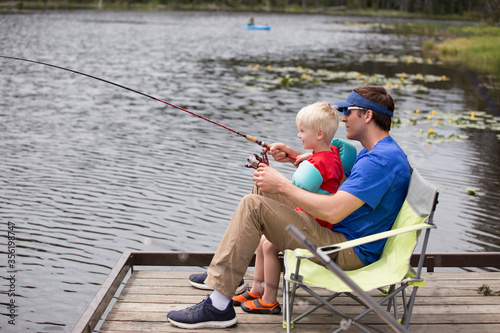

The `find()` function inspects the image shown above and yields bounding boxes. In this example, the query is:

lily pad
[464,187,485,196]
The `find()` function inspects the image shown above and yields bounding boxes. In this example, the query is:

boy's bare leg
[249,236,266,296]
[261,240,280,304]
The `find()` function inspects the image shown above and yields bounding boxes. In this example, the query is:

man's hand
[252,163,291,193]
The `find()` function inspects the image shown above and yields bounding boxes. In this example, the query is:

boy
[233,101,346,314]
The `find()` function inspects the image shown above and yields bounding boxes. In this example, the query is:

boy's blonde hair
[295,102,339,142]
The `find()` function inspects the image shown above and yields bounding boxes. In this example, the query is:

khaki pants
[205,184,364,299]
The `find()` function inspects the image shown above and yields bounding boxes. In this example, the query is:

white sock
[209,290,230,311]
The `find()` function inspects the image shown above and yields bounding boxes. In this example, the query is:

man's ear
[364,109,374,123]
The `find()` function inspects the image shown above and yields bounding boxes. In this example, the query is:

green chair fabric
[282,168,438,332]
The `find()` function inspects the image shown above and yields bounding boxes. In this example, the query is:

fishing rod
[0,55,296,167]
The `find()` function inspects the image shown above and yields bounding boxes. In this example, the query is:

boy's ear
[316,129,326,140]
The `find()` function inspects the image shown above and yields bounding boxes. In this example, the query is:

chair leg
[401,288,408,322]
[284,278,300,331]
[283,279,291,332]
[393,294,399,322]
[380,285,399,319]
[385,285,395,312]
[402,286,419,330]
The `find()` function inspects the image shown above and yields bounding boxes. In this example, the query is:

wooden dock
[73,252,500,333]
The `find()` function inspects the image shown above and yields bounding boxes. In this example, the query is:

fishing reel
[245,151,269,169]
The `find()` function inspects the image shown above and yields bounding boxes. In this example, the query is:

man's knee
[239,193,269,211]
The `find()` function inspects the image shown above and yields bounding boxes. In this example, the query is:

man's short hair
[354,85,394,132]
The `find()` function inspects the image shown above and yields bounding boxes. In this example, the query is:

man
[167,85,411,329]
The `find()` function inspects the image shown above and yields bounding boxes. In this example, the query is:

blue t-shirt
[333,136,410,265]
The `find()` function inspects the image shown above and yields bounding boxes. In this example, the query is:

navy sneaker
[189,272,247,294]
[167,295,237,329]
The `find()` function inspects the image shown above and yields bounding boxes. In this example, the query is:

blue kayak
[241,25,270,30]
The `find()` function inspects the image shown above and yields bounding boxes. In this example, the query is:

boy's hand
[293,153,312,167]
[266,143,300,163]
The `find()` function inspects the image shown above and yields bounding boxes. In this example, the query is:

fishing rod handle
[244,135,297,161]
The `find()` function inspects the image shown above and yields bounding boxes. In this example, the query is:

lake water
[0,10,499,332]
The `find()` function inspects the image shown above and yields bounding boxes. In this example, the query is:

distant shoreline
[0,2,485,23]
[2,4,497,98]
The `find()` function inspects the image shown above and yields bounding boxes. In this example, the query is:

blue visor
[333,91,393,117]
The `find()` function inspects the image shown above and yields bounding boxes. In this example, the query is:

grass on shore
[431,36,500,75]
[421,24,500,79]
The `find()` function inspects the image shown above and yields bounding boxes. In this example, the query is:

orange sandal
[241,298,281,315]
[232,290,260,306]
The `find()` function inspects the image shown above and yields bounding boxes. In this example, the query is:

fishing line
[0,55,296,163]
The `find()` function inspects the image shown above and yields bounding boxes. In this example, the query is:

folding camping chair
[282,168,439,332]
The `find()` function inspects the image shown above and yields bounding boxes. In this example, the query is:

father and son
[167,84,411,329]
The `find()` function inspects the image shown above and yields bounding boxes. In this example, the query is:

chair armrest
[292,222,436,259]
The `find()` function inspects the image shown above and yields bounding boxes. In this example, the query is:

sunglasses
[344,106,367,115]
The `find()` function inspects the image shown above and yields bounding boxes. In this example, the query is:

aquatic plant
[280,75,295,89]
[465,187,485,196]
[243,64,448,93]
[362,53,440,66]
[242,63,500,144]
[396,107,500,143]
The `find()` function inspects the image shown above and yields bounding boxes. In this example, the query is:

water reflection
[0,10,499,332]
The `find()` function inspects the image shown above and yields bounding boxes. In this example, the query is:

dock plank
[99,271,500,332]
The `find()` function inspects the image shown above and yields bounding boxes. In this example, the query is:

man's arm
[253,164,364,224]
